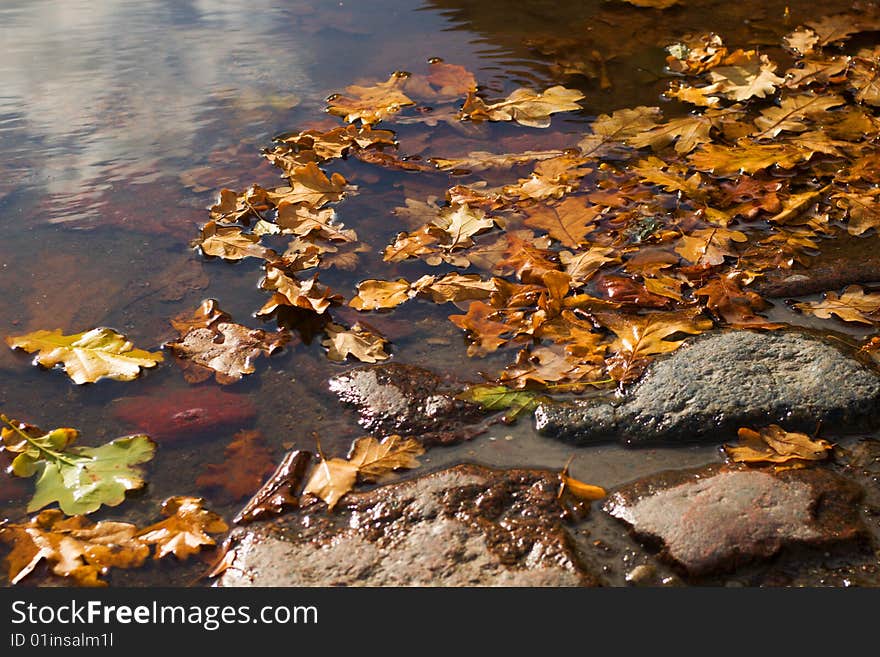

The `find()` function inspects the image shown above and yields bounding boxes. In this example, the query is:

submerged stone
[218,464,598,587]
[327,363,488,446]
[535,329,880,445]
[603,463,866,576]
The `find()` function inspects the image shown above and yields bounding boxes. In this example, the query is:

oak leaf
[136,496,229,560]
[723,425,833,467]
[850,47,880,106]
[326,72,416,125]
[350,278,415,310]
[196,430,276,503]
[693,272,776,326]
[784,56,850,89]
[257,266,343,315]
[268,162,348,208]
[705,53,786,101]
[414,273,495,303]
[460,85,585,128]
[674,227,748,266]
[627,114,713,154]
[794,285,880,324]
[577,106,662,158]
[688,140,812,176]
[322,322,390,363]
[209,185,272,224]
[835,190,880,236]
[430,149,567,172]
[6,328,163,384]
[523,197,600,247]
[275,204,356,242]
[402,59,478,102]
[560,247,619,284]
[448,301,512,356]
[193,221,275,261]
[752,93,845,139]
[234,450,313,524]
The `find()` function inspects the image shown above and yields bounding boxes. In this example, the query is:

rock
[535,330,880,445]
[111,387,256,441]
[327,363,488,446]
[218,464,598,587]
[603,464,866,576]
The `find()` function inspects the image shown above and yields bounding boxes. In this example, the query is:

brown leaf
[559,246,620,284]
[257,266,343,315]
[136,496,228,560]
[794,285,880,325]
[326,72,416,125]
[689,140,813,176]
[414,273,495,303]
[460,85,585,128]
[523,197,600,247]
[784,56,850,89]
[234,450,313,524]
[577,106,662,158]
[350,278,415,310]
[835,190,880,236]
[275,204,356,242]
[209,185,272,224]
[723,425,833,467]
[627,114,713,154]
[196,430,276,503]
[193,221,276,261]
[402,59,478,102]
[268,162,348,208]
[751,93,845,139]
[850,47,880,106]
[674,227,748,266]
[448,301,512,356]
[693,272,777,326]
[322,322,390,363]
[430,149,568,172]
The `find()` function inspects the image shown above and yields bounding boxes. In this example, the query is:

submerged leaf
[794,285,880,325]
[460,85,585,128]
[455,384,547,423]
[724,425,833,467]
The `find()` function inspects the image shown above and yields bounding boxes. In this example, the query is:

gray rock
[218,464,598,587]
[327,363,488,446]
[535,330,880,445]
[603,464,866,576]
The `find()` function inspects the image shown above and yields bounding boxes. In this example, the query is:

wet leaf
[689,140,812,176]
[5,328,163,385]
[835,190,880,236]
[460,85,585,128]
[751,93,845,139]
[209,185,272,224]
[433,203,496,249]
[794,285,880,325]
[850,47,880,106]
[724,425,833,467]
[196,430,276,503]
[234,450,313,524]
[136,496,228,560]
[631,157,704,198]
[558,459,606,502]
[270,124,396,165]
[257,266,343,315]
[784,56,850,89]
[326,72,416,125]
[0,510,149,586]
[415,273,496,303]
[322,322,390,363]
[430,149,567,172]
[674,227,748,265]
[627,114,714,154]
[1,415,155,515]
[275,204,356,242]
[304,435,424,510]
[402,59,478,102]
[705,53,786,102]
[193,221,276,261]
[523,197,600,248]
[559,247,619,284]
[350,278,415,311]
[448,301,512,356]
[455,384,547,423]
[577,106,662,158]
[268,162,348,208]
[693,271,777,326]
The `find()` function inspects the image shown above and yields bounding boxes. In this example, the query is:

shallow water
[0,0,871,586]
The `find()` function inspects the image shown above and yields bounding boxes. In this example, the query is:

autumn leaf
[751,93,845,139]
[455,384,548,423]
[674,227,748,266]
[209,185,272,224]
[688,140,812,176]
[693,271,777,326]
[560,247,619,284]
[784,56,850,89]
[303,435,424,510]
[433,202,496,249]
[705,53,786,102]
[523,197,600,247]
[1,414,155,515]
[350,278,415,311]
[322,322,390,363]
[794,285,880,325]
[6,327,163,385]
[596,308,713,383]
[196,430,276,503]
[234,450,313,524]
[631,156,704,198]
[558,458,606,503]
[835,190,880,236]
[193,221,275,261]
[268,162,348,208]
[414,273,496,303]
[383,225,443,263]
[430,149,567,172]
[850,47,880,106]
[136,496,228,560]
[257,266,343,315]
[460,85,585,128]
[0,510,149,586]
[448,301,512,356]
[627,114,714,154]
[499,344,605,389]
[270,124,396,166]
[401,59,478,102]
[275,204,356,242]
[723,425,833,467]
[577,106,662,158]
[326,72,416,125]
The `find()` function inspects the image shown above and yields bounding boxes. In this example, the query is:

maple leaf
[794,285,880,325]
[674,227,748,265]
[234,450,313,524]
[303,435,424,510]
[460,85,585,128]
[577,106,662,158]
[688,140,813,176]
[349,278,415,311]
[257,266,343,315]
[193,221,276,261]
[0,510,149,586]
[751,93,845,139]
[1,415,155,515]
[596,308,713,383]
[268,162,348,208]
[523,197,600,248]
[136,496,228,560]
[455,384,548,423]
[6,328,163,384]
[835,190,880,236]
[448,301,512,356]
[723,425,833,468]
[196,430,276,503]
[322,322,390,363]
[627,114,714,154]
[326,72,416,125]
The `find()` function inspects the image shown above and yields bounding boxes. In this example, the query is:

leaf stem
[0,414,82,467]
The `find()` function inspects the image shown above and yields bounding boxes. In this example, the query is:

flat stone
[327,363,488,446]
[603,464,866,576]
[218,464,598,587]
[535,329,880,445]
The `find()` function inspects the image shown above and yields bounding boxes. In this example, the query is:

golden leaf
[577,106,662,158]
[258,265,343,315]
[326,72,415,125]
[136,496,229,560]
[414,273,496,303]
[627,114,714,154]
[194,221,275,261]
[794,285,880,325]
[460,85,585,128]
[322,322,390,363]
[268,162,348,208]
[723,425,833,467]
[350,278,415,310]
[448,301,512,356]
[523,197,600,248]
[752,93,845,139]
[674,227,747,266]
[835,190,880,236]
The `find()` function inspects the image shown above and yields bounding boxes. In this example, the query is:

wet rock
[327,363,488,446]
[535,330,880,445]
[603,464,866,576]
[218,464,598,587]
[753,234,880,298]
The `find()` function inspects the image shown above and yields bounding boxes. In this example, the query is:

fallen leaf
[693,271,776,326]
[558,459,606,502]
[1,414,155,515]
[455,384,548,423]
[196,430,276,503]
[689,140,812,176]
[577,106,662,158]
[136,496,228,560]
[559,247,619,284]
[234,450,313,524]
[0,510,148,586]
[794,285,880,324]
[430,149,567,172]
[414,273,496,303]
[268,162,348,208]
[724,425,833,467]
[448,301,512,356]
[835,190,880,236]
[322,322,390,363]
[850,47,880,106]
[460,85,585,128]
[752,93,845,139]
[401,59,478,102]
[193,221,275,261]
[209,185,272,225]
[627,114,714,154]
[784,56,850,89]
[275,204,356,242]
[674,227,748,265]
[523,197,600,247]
[705,53,786,102]
[257,266,343,315]
[6,328,163,384]
[350,278,415,310]
[326,72,416,125]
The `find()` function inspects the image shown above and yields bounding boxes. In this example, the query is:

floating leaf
[326,72,415,125]
[6,328,163,384]
[794,285,880,325]
[350,278,415,311]
[257,266,343,315]
[558,458,606,502]
[523,197,600,248]
[455,384,548,423]
[752,93,845,139]
[1,415,156,515]
[268,162,348,208]
[193,221,276,261]
[724,425,833,467]
[322,322,390,363]
[234,450,313,524]
[136,496,228,560]
[460,85,585,128]
[196,430,276,503]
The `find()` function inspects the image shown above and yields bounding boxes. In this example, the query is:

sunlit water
[0,0,867,585]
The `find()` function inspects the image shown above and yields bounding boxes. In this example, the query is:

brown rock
[603,464,866,576]
[218,464,598,587]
